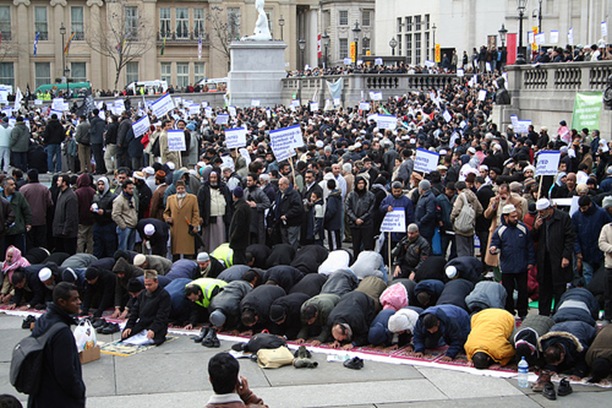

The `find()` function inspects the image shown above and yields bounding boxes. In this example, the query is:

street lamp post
[498,24,508,48]
[352,21,361,65]
[389,37,398,56]
[279,15,285,41]
[432,23,437,61]
[538,0,542,33]
[516,0,527,64]
[322,30,330,69]
[298,38,306,103]
[59,23,69,97]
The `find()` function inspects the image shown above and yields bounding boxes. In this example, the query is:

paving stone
[417,367,523,399]
[378,395,541,407]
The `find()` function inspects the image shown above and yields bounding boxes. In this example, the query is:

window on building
[159,8,171,38]
[160,62,172,84]
[194,9,205,38]
[362,10,371,27]
[414,33,422,65]
[34,62,50,88]
[425,14,430,30]
[34,7,48,40]
[194,62,205,83]
[339,10,348,26]
[415,15,422,31]
[70,62,86,82]
[339,38,348,59]
[71,7,84,40]
[397,35,402,56]
[405,16,412,32]
[0,6,11,41]
[397,18,402,32]
[176,8,189,39]
[0,62,14,87]
[362,37,370,56]
[406,34,412,64]
[125,6,139,40]
[425,32,430,60]
[228,8,241,40]
[176,63,189,88]
[126,61,138,84]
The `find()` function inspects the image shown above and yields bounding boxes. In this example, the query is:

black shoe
[343,356,364,370]
[557,378,573,396]
[96,322,109,334]
[542,382,556,400]
[22,315,36,329]
[92,318,106,329]
[101,323,120,335]
[294,345,312,359]
[293,358,318,368]
[232,342,246,352]
[192,327,209,343]
[202,328,220,348]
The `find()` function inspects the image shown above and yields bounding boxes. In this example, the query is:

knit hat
[233,186,244,198]
[209,309,227,327]
[269,304,286,323]
[387,309,419,333]
[133,254,146,267]
[38,267,52,282]
[535,198,551,211]
[85,266,100,281]
[418,180,431,191]
[62,267,77,283]
[127,278,144,293]
[603,196,612,210]
[445,265,458,279]
[502,204,517,215]
[144,223,156,236]
[197,252,210,262]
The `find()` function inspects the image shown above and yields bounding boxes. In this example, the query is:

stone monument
[228,0,287,107]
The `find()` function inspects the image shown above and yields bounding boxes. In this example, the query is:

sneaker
[532,370,552,392]
[202,327,220,348]
[557,378,573,396]
[343,356,364,370]
[542,382,556,400]
[191,327,209,343]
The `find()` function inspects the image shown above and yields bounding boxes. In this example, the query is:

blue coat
[414,279,445,305]
[379,193,415,242]
[413,304,470,358]
[572,204,610,265]
[552,288,600,326]
[324,189,343,230]
[166,259,199,280]
[490,220,535,274]
[539,321,597,377]
[415,190,437,241]
[368,309,395,346]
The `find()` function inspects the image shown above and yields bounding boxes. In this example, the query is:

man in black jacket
[327,291,376,349]
[274,177,303,249]
[92,176,117,258]
[229,187,251,265]
[28,282,86,408]
[81,266,116,317]
[89,109,107,175]
[42,113,65,173]
[52,174,79,255]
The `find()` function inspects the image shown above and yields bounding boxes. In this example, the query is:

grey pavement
[0,313,610,407]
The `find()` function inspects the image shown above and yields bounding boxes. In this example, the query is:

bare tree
[207,6,241,70]
[0,38,20,64]
[86,0,155,89]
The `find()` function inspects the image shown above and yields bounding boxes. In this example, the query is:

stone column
[141,0,158,83]
[13,0,31,88]
[308,8,318,68]
[50,0,67,80]
[87,0,104,90]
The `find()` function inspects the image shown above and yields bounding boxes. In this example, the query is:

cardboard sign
[380,209,407,233]
[151,94,175,118]
[413,148,440,174]
[269,124,304,163]
[225,127,247,149]
[309,102,319,112]
[228,106,237,117]
[167,130,186,152]
[359,102,371,111]
[215,114,229,125]
[132,115,151,138]
[376,114,397,130]
[369,91,383,101]
[535,151,561,176]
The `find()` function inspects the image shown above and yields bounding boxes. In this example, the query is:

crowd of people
[1,64,612,407]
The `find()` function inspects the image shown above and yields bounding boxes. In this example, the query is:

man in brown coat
[164,180,200,260]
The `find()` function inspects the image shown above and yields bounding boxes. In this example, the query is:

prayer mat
[99,336,178,357]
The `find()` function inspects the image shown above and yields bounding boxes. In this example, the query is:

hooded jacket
[490,219,536,274]
[320,268,358,296]
[112,257,144,308]
[572,203,610,265]
[539,321,597,377]
[437,278,475,311]
[464,308,516,366]
[9,121,30,152]
[297,293,341,341]
[345,178,376,228]
[92,177,116,226]
[75,174,96,226]
[263,265,304,292]
[552,287,600,326]
[465,281,507,312]
[289,273,327,297]
[290,245,329,275]
[42,118,66,145]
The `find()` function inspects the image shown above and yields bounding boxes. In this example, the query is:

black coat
[532,209,576,286]
[475,185,495,232]
[289,273,327,297]
[125,285,171,345]
[327,291,376,347]
[229,198,251,250]
[436,279,475,311]
[197,182,233,227]
[82,268,116,317]
[445,256,484,284]
[266,243,296,268]
[264,265,304,292]
[245,244,271,268]
[274,187,304,226]
[136,218,169,256]
[290,245,329,274]
[29,304,85,408]
[269,292,310,339]
[240,284,286,328]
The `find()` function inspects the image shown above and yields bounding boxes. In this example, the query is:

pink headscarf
[2,246,31,283]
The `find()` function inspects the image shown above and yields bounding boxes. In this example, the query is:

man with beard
[198,170,232,252]
[274,177,303,249]
[345,176,376,257]
[244,173,271,245]
[91,177,117,258]
[52,175,79,255]
[229,187,251,265]
[133,171,152,219]
[165,180,201,260]
[489,204,535,320]
[392,223,431,280]
[112,179,138,251]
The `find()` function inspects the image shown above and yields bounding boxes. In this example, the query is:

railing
[157,32,210,43]
[509,61,612,92]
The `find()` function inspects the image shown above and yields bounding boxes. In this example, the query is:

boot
[557,378,573,397]
[202,327,220,348]
[293,358,318,369]
[294,345,312,359]
[532,370,552,392]
[542,382,556,400]
[192,327,209,343]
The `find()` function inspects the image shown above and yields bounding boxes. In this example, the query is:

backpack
[245,333,287,353]
[10,323,65,394]
[453,193,475,234]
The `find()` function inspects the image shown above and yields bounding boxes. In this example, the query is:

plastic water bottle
[517,356,529,388]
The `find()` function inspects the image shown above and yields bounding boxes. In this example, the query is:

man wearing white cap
[532,198,575,316]
[490,204,535,320]
[136,218,169,256]
[133,253,173,275]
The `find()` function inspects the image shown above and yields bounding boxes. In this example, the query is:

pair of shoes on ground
[22,315,36,329]
[196,327,220,348]
[95,320,120,335]
[533,371,572,400]
[294,345,312,359]
[293,357,318,368]
[192,327,209,343]
[343,356,364,370]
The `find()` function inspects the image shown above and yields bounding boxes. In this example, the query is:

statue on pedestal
[495,76,511,105]
[604,74,612,110]
[242,0,272,41]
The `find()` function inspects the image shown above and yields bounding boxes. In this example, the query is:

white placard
[251,100,260,107]
[550,30,559,44]
[216,114,229,125]
[478,89,487,101]
[333,98,341,106]
[201,101,209,107]
[309,102,319,112]
[442,110,452,123]
[174,97,182,106]
[50,109,63,118]
[51,98,64,111]
[188,104,200,116]
[369,91,383,101]
[515,120,532,134]
[510,115,519,128]
[374,58,383,65]
[375,114,397,130]
[167,130,186,152]
[359,102,371,111]
[456,69,464,77]
[34,99,43,106]
[535,33,546,45]
[228,106,237,117]
[225,127,247,149]
[291,100,300,108]
[528,32,535,44]
[343,58,352,65]
[535,151,561,176]
[413,148,440,174]
[424,60,436,68]
[151,94,175,118]
[269,124,304,163]
[485,62,492,72]
[380,209,407,233]
[602,21,608,38]
[221,155,235,172]
[132,115,151,138]
[204,107,213,118]
[568,27,574,45]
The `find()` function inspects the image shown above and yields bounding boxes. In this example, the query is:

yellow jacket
[464,308,516,366]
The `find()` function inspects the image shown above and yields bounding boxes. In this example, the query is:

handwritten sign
[375,114,397,130]
[151,94,175,118]
[380,209,407,233]
[167,130,186,152]
[535,151,561,176]
[369,91,383,101]
[215,114,229,125]
[225,127,247,149]
[309,102,319,112]
[269,124,304,163]
[413,148,440,174]
[132,115,151,138]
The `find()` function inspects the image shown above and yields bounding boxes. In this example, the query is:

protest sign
[376,114,397,130]
[571,92,603,131]
[535,151,561,176]
[204,107,213,118]
[251,100,260,107]
[369,91,383,101]
[515,120,532,134]
[188,104,200,116]
[359,102,371,111]
[310,102,319,112]
[374,58,383,65]
[380,209,407,233]
[216,114,229,125]
[51,98,64,111]
[132,115,151,138]
[478,89,487,101]
[228,106,237,117]
[442,110,452,122]
[225,127,247,149]
[151,94,175,118]
[269,125,304,163]
[167,130,186,152]
[413,148,440,174]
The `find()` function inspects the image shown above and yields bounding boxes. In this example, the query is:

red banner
[317,33,322,60]
[506,33,517,65]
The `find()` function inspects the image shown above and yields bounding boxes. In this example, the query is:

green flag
[160,37,166,56]
[571,91,603,130]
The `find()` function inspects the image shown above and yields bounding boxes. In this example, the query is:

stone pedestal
[228,41,287,107]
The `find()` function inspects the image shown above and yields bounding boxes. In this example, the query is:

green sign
[571,92,603,130]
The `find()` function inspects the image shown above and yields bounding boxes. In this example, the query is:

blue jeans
[94,223,118,258]
[45,144,62,173]
[117,226,136,251]
[582,261,596,286]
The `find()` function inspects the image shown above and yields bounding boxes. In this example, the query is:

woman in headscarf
[0,246,31,303]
